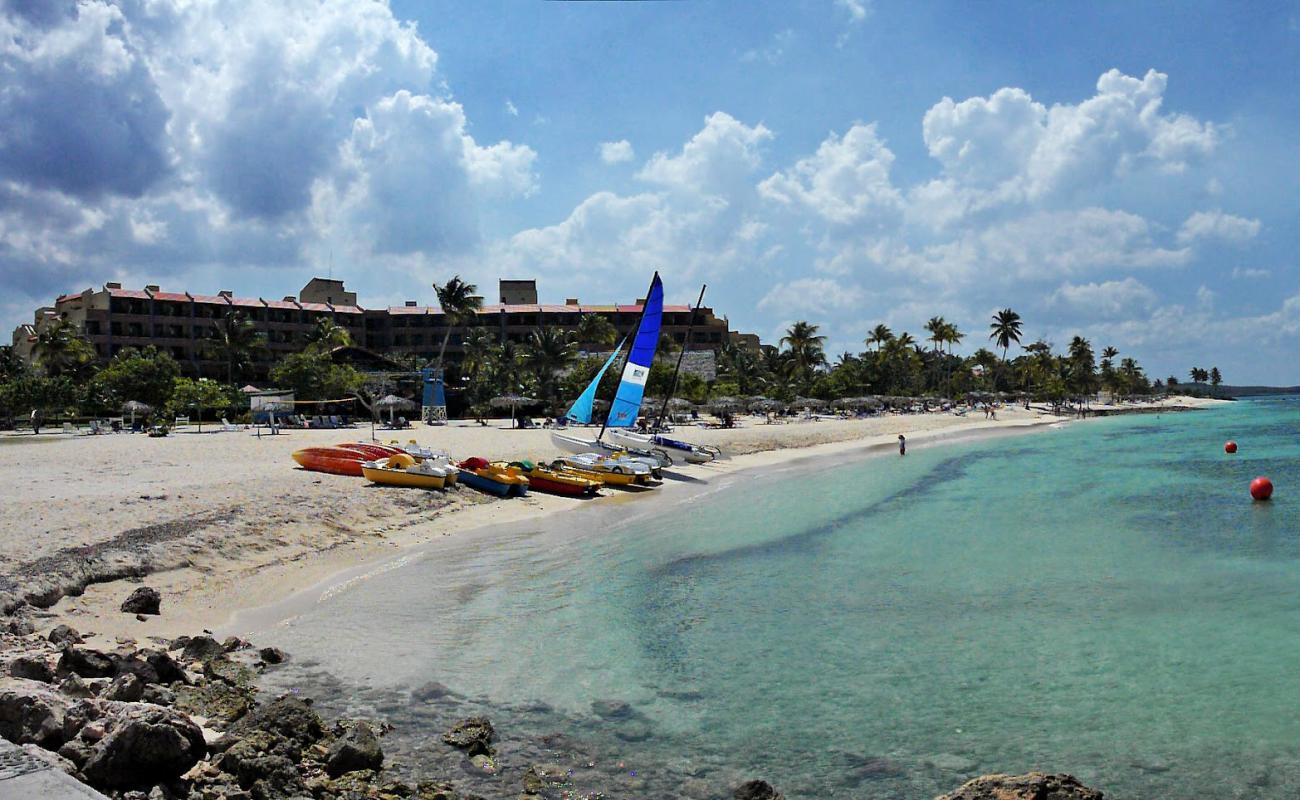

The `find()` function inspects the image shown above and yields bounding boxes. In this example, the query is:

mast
[597,271,660,442]
[654,284,706,431]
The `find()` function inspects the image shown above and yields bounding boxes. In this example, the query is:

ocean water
[252,398,1300,799]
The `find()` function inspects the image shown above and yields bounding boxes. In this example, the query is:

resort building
[12,278,758,380]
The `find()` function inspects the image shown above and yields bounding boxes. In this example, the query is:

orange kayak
[292,447,366,476]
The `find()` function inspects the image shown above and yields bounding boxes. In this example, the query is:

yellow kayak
[510,461,602,496]
[550,459,645,487]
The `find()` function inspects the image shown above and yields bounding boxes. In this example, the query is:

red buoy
[1250,477,1274,501]
[1225,441,1237,454]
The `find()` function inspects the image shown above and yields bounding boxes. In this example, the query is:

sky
[1,0,1297,383]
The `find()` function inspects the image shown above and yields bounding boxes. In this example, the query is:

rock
[0,678,71,747]
[111,649,187,685]
[325,720,384,776]
[226,695,324,751]
[48,624,84,646]
[141,684,175,706]
[935,772,1104,800]
[203,656,256,688]
[416,781,476,800]
[22,742,78,775]
[173,682,253,728]
[221,636,246,652]
[734,780,784,800]
[613,720,652,742]
[442,716,494,756]
[103,673,144,702]
[168,636,191,652]
[590,699,634,719]
[180,635,225,663]
[411,681,455,702]
[220,730,306,795]
[257,646,287,665]
[59,676,98,698]
[9,655,55,683]
[81,704,207,789]
[58,646,116,678]
[6,618,35,635]
[121,586,161,615]
[58,738,94,769]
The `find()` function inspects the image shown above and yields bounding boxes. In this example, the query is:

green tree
[1209,366,1222,388]
[269,352,364,401]
[717,342,761,395]
[304,318,352,352]
[90,347,181,412]
[865,324,893,353]
[988,308,1023,390]
[431,276,482,371]
[780,321,827,393]
[0,375,79,425]
[576,313,618,348]
[169,377,230,432]
[203,311,267,384]
[523,327,578,405]
[0,346,27,381]
[31,320,96,378]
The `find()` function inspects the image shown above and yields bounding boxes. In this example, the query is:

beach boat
[457,457,529,497]
[607,429,719,464]
[509,460,601,497]
[549,430,672,471]
[553,453,653,486]
[361,455,448,490]
[335,442,405,461]
[291,447,367,476]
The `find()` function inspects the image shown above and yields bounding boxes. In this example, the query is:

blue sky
[2,0,1297,382]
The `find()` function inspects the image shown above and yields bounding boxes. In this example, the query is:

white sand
[0,395,1224,647]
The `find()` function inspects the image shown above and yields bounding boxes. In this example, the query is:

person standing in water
[898,434,906,456]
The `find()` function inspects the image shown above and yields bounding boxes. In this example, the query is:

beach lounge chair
[328,415,342,428]
[220,418,239,432]
[62,422,75,435]
[174,415,189,428]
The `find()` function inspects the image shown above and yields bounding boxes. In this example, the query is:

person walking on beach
[898,434,906,456]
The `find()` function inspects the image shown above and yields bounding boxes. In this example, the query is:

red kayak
[335,442,404,460]
[292,447,366,476]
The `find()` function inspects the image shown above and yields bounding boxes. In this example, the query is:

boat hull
[549,431,669,472]
[552,458,649,487]
[292,448,364,476]
[523,468,601,496]
[458,467,529,497]
[608,429,716,463]
[361,465,446,489]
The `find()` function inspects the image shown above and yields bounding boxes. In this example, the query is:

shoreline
[1,396,1225,649]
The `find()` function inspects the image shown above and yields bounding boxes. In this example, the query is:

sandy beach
[0,396,1224,649]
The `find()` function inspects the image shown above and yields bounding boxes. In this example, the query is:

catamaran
[550,272,674,471]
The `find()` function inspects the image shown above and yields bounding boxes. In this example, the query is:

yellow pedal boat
[361,454,450,490]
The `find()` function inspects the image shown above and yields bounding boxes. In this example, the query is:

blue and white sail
[606,273,663,428]
[564,339,625,424]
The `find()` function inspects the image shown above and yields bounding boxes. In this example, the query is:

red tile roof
[189,294,231,305]
[151,292,190,302]
[228,296,263,308]
[263,299,300,310]
[332,305,364,314]
[298,302,332,312]
[108,288,151,299]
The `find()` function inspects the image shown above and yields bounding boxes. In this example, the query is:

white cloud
[916,69,1219,223]
[758,278,864,313]
[741,28,794,64]
[1196,284,1215,308]
[598,140,635,165]
[836,0,871,23]
[1177,210,1261,245]
[505,99,518,117]
[758,123,902,225]
[638,111,772,195]
[1049,278,1157,317]
[1230,266,1271,279]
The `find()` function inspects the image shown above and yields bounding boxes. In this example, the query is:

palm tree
[988,308,1023,390]
[718,342,761,395]
[780,321,827,392]
[576,313,618,348]
[431,276,482,371]
[865,324,893,353]
[203,311,267,384]
[943,322,964,354]
[924,316,947,353]
[523,327,579,405]
[31,320,95,378]
[1210,366,1222,388]
[304,318,352,352]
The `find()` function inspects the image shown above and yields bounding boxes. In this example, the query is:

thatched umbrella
[667,397,695,410]
[375,394,416,426]
[491,394,540,428]
[122,400,151,426]
[794,396,827,410]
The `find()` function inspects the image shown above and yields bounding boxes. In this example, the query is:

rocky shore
[0,593,1109,799]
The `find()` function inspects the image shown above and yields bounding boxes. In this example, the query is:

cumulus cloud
[638,112,772,195]
[1177,210,1261,244]
[836,0,871,22]
[741,28,794,64]
[0,0,536,316]
[1231,266,1270,279]
[505,99,518,116]
[916,69,1218,224]
[758,123,901,224]
[758,278,864,313]
[1049,278,1157,317]
[599,140,635,164]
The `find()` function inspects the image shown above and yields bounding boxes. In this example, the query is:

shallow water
[255,398,1300,798]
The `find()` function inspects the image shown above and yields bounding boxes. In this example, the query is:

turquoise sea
[253,398,1299,798]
